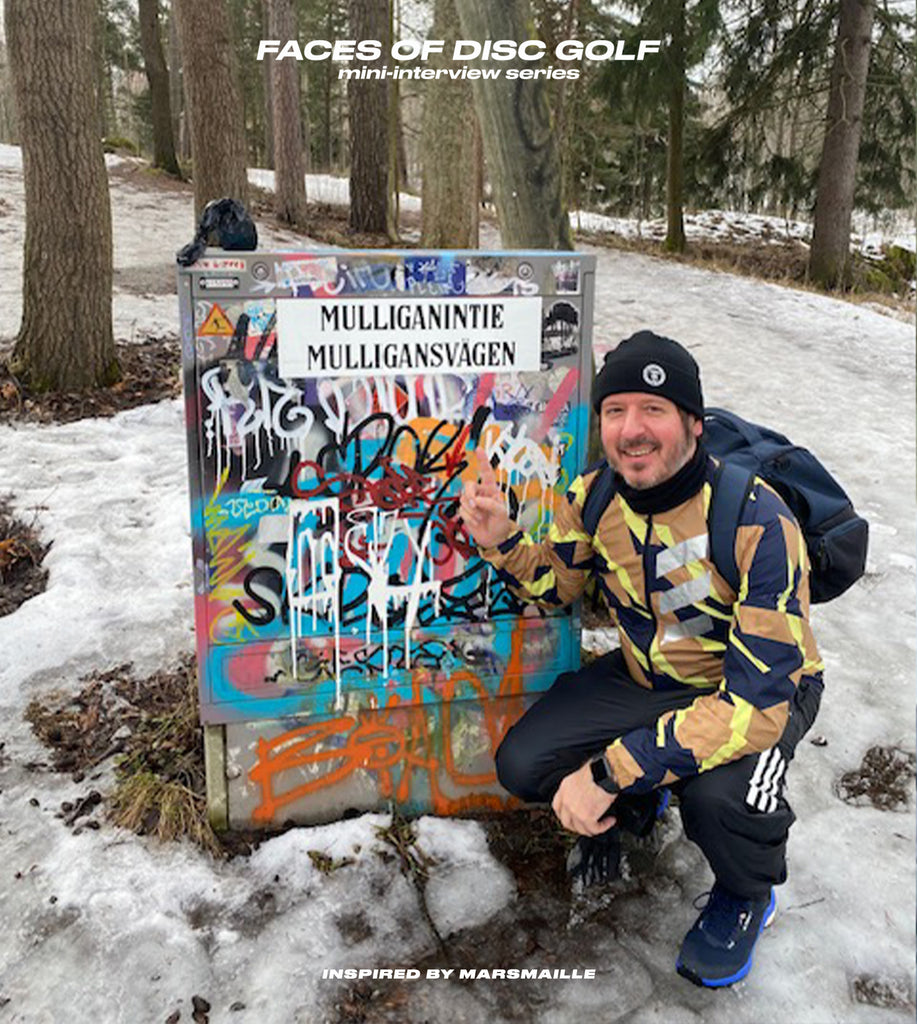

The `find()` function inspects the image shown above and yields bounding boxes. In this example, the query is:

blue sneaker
[676,884,776,988]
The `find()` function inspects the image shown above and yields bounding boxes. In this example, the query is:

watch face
[591,756,609,784]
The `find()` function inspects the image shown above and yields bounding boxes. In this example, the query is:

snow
[0,144,914,1022]
[248,166,423,213]
[415,817,516,938]
[570,206,916,257]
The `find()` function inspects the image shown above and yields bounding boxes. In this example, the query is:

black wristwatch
[590,753,620,794]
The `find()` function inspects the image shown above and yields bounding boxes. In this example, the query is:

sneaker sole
[675,889,777,989]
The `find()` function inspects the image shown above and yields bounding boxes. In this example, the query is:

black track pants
[495,649,822,899]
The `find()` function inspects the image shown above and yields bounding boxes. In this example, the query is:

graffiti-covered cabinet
[177,250,597,827]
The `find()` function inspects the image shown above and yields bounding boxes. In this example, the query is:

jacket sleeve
[603,481,825,794]
[477,473,597,609]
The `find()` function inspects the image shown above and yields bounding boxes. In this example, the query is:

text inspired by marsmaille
[322,967,597,980]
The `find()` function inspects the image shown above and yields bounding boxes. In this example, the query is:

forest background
[0,4,914,1020]
[0,0,914,396]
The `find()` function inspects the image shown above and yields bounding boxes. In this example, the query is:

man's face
[599,392,702,490]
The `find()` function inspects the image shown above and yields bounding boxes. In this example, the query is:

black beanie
[592,330,704,418]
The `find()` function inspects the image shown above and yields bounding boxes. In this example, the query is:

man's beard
[612,432,697,490]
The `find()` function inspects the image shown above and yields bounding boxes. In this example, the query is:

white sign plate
[277,296,542,379]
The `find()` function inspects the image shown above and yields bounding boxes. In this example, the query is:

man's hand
[552,761,617,836]
[459,449,514,549]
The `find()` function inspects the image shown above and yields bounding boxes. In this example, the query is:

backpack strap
[709,460,756,596]
[582,461,616,536]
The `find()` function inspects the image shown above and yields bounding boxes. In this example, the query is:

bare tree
[808,0,876,289]
[138,0,182,177]
[663,0,686,252]
[268,0,307,226]
[174,0,248,220]
[4,0,118,391]
[348,0,391,234]
[167,4,188,160]
[421,0,479,248]
[261,0,274,168]
[455,0,572,249]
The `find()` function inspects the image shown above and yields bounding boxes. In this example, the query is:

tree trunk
[0,23,18,141]
[664,0,686,253]
[4,0,118,392]
[348,0,391,234]
[261,0,274,168]
[300,63,311,177]
[396,97,409,191]
[387,44,399,240]
[174,0,249,221]
[268,0,307,225]
[90,0,108,139]
[456,0,572,249]
[167,4,188,160]
[421,0,479,248]
[808,0,875,289]
[323,4,333,170]
[554,0,579,209]
[138,0,182,176]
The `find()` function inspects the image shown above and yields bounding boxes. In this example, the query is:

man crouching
[459,330,823,988]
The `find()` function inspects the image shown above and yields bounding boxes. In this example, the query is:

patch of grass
[27,657,291,857]
[373,811,434,883]
[25,664,135,774]
[105,656,224,854]
[102,136,139,155]
[110,770,218,855]
[308,849,356,874]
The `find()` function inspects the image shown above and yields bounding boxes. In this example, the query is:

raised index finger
[475,447,497,486]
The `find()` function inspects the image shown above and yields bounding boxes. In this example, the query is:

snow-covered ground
[571,206,916,259]
[248,166,423,214]
[0,144,914,1022]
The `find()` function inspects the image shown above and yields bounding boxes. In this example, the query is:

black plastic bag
[176,197,258,266]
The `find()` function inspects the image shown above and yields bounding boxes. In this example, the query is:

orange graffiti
[249,624,531,822]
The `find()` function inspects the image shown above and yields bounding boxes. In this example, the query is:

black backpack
[582,407,869,604]
[176,197,258,267]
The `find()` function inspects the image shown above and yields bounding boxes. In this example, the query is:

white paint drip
[343,510,441,678]
[286,498,342,705]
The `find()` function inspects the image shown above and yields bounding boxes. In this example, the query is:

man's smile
[620,442,658,458]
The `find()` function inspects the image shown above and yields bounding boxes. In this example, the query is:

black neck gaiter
[614,442,708,515]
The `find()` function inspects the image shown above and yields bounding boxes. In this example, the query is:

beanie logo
[642,363,666,387]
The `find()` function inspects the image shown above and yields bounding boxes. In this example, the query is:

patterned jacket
[480,457,824,794]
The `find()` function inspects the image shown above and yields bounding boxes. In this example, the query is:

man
[459,330,824,988]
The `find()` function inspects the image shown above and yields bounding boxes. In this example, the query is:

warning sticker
[199,304,234,336]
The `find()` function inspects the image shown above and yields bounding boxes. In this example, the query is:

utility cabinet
[176,249,596,826]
